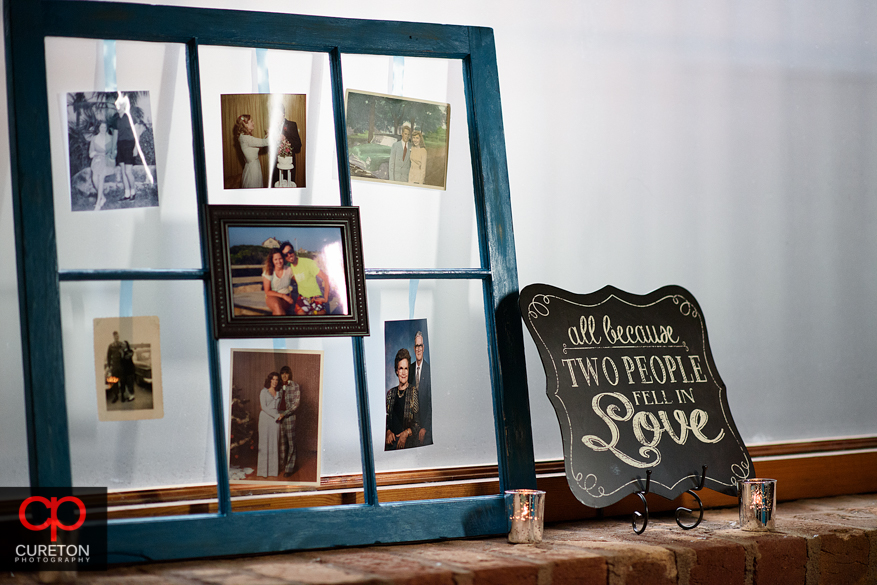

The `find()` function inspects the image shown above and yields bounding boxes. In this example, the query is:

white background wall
[2,0,876,487]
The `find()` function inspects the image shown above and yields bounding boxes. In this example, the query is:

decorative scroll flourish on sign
[520,284,753,508]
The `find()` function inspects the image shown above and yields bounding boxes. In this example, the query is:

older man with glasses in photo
[412,331,432,446]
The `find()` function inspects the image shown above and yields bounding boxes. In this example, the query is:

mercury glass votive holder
[506,489,546,544]
[739,478,777,531]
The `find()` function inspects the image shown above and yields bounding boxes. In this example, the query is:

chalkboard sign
[520,284,753,508]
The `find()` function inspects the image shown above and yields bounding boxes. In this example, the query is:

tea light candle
[506,489,545,544]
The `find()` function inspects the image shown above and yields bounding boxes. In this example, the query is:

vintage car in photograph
[133,347,152,388]
[348,134,398,180]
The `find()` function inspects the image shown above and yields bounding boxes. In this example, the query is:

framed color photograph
[66,91,159,211]
[207,205,369,338]
[345,90,450,189]
[220,93,306,190]
[228,349,323,487]
[93,316,163,422]
[383,319,433,451]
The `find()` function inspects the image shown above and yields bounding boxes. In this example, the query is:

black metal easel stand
[631,465,708,535]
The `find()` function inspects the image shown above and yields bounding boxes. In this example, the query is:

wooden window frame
[7,0,534,561]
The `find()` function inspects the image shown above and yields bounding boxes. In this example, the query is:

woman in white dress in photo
[408,130,427,185]
[234,114,269,189]
[257,371,282,478]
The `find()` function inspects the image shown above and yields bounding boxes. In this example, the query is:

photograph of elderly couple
[227,226,349,317]
[66,91,159,212]
[221,93,305,190]
[384,319,433,451]
[93,316,163,422]
[228,349,323,486]
[346,90,450,189]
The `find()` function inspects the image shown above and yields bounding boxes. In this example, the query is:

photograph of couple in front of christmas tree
[228,348,323,487]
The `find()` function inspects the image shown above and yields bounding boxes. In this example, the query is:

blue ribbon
[103,40,134,319]
[391,56,405,96]
[119,280,133,318]
[102,40,117,91]
[256,48,270,93]
[408,279,419,319]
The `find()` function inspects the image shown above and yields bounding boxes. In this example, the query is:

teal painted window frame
[5,0,535,561]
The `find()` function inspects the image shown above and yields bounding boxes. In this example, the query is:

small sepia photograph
[220,93,306,189]
[384,319,433,451]
[66,91,159,212]
[345,90,450,189]
[93,316,163,422]
[229,349,323,486]
[207,205,369,338]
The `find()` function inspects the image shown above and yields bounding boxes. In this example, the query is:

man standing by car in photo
[105,331,126,404]
[388,123,411,182]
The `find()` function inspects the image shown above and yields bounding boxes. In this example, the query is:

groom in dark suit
[271,102,303,187]
[413,331,432,446]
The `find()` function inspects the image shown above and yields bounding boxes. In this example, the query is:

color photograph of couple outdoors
[346,90,450,189]
[226,226,349,317]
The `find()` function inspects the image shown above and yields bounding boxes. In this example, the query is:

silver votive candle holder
[739,478,777,531]
[506,489,545,544]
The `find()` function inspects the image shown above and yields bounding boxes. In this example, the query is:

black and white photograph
[93,316,163,422]
[383,319,433,451]
[207,205,369,338]
[220,93,306,189]
[229,349,323,487]
[66,91,159,211]
[346,90,450,189]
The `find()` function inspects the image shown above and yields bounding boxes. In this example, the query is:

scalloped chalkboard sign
[520,284,753,508]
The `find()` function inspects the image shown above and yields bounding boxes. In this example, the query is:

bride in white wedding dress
[234,114,269,189]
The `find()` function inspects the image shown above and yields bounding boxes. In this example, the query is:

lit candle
[506,490,545,544]
[739,478,776,531]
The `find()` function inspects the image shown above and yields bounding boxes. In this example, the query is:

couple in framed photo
[262,240,333,317]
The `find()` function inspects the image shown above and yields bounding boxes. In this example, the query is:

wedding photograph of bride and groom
[221,93,306,190]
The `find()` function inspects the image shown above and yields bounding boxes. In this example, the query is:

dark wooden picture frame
[207,205,369,338]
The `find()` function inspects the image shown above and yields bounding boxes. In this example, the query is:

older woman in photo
[234,114,269,189]
[257,371,282,477]
[262,248,295,315]
[385,348,421,450]
[88,120,113,210]
[408,130,427,185]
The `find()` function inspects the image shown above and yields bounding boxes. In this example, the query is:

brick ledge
[6,493,876,585]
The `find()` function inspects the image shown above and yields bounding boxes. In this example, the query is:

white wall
[2,1,876,488]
